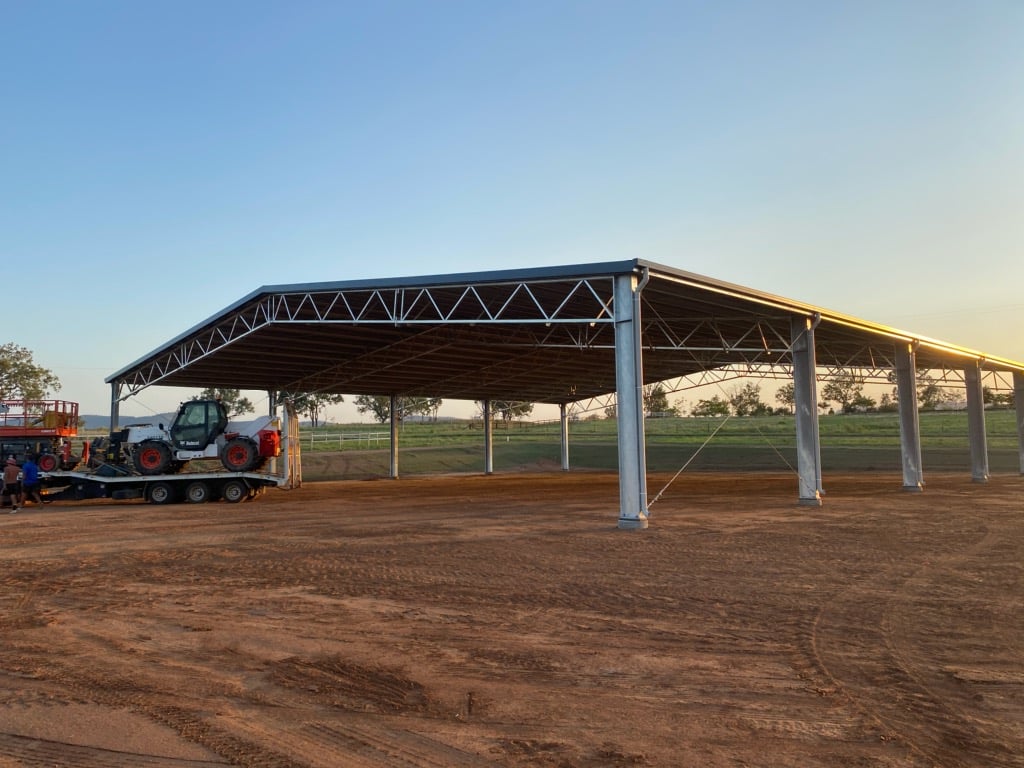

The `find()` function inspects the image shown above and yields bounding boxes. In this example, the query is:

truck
[0,399,80,471]
[38,399,296,505]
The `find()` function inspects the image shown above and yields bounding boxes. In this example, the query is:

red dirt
[1,470,1021,767]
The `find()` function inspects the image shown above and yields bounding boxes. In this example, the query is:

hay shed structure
[107,259,1024,528]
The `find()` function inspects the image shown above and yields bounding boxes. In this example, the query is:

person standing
[21,454,41,506]
[3,457,21,513]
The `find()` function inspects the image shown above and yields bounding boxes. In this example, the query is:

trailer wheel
[148,481,177,505]
[221,438,258,472]
[38,453,59,472]
[184,480,211,504]
[135,441,172,475]
[221,479,247,503]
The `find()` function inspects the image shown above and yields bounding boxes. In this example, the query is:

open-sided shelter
[107,259,1024,527]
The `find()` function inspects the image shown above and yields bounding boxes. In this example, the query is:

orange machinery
[0,399,79,438]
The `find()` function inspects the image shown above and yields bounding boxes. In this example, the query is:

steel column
[791,316,822,505]
[894,343,924,491]
[1015,372,1024,475]
[964,363,989,483]
[559,403,570,471]
[389,394,399,479]
[109,383,120,432]
[614,272,649,529]
[483,400,494,475]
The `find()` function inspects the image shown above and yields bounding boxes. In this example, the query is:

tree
[643,383,679,417]
[775,383,795,414]
[278,392,345,428]
[0,343,61,400]
[916,376,950,410]
[728,382,770,416]
[421,397,444,421]
[878,392,898,412]
[691,395,730,417]
[194,387,254,417]
[821,373,867,414]
[354,395,439,423]
[477,400,535,422]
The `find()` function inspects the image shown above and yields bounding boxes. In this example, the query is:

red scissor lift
[0,399,79,470]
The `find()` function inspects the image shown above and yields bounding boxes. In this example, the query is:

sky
[3,0,1022,422]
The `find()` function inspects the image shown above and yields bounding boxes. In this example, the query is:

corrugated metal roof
[107,259,1024,404]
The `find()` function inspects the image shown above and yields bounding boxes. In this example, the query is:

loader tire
[134,441,172,475]
[221,437,258,472]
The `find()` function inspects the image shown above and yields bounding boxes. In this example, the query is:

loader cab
[170,400,229,450]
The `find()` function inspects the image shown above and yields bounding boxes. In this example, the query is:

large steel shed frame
[107,259,1024,528]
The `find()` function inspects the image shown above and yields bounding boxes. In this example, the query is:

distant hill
[80,413,176,431]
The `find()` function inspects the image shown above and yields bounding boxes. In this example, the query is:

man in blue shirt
[21,454,42,506]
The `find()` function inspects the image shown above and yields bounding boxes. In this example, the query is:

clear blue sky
[4,1,1022,419]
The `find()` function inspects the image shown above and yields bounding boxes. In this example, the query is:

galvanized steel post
[964,363,989,483]
[895,343,924,491]
[109,382,120,433]
[1015,372,1024,475]
[390,394,399,479]
[615,271,649,529]
[790,316,822,505]
[559,403,570,471]
[483,399,493,475]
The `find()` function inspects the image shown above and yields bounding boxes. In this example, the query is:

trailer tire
[148,481,176,505]
[184,480,211,504]
[221,438,258,472]
[221,479,247,504]
[135,441,172,475]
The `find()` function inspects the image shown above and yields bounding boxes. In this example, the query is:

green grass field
[299,409,1023,479]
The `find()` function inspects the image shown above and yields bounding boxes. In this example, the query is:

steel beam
[615,272,649,529]
[964,363,989,483]
[894,343,924,491]
[791,316,822,505]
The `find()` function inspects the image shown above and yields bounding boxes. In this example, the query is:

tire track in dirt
[0,731,224,767]
[808,518,1023,768]
[0,651,305,768]
[223,717,495,768]
[3,472,1021,767]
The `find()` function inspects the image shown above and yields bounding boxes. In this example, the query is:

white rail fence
[306,431,390,449]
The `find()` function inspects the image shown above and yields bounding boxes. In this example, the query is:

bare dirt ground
[0,469,1021,767]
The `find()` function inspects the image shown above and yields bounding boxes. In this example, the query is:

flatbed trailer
[40,465,286,504]
[34,402,299,506]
